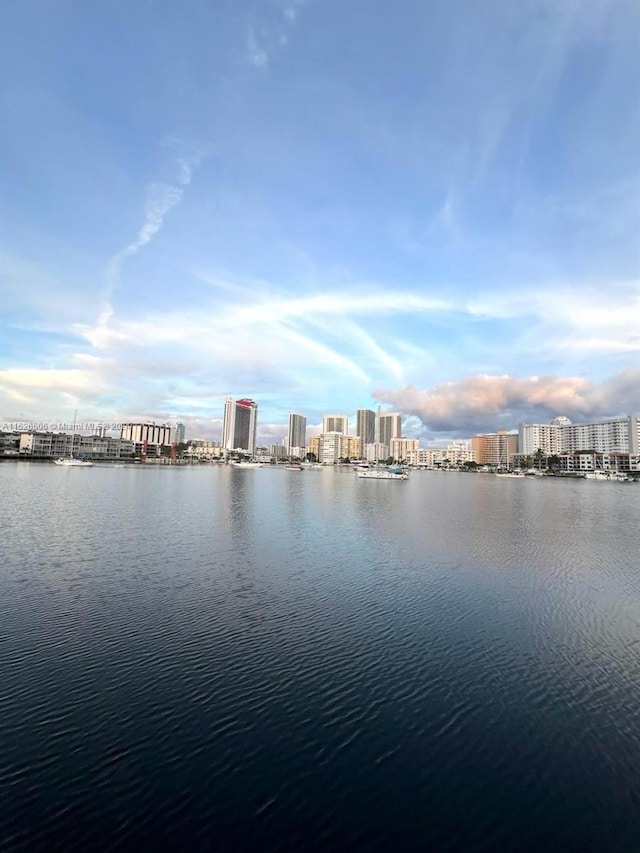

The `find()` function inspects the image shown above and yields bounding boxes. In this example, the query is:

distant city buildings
[222,398,258,454]
[2,405,639,474]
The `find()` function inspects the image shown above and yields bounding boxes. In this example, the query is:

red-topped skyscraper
[222,398,258,455]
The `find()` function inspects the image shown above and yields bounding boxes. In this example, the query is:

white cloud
[246,27,269,68]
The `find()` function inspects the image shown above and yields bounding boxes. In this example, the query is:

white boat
[495,471,525,478]
[584,471,628,481]
[284,463,303,471]
[300,462,323,469]
[53,411,94,467]
[231,460,262,468]
[357,468,408,480]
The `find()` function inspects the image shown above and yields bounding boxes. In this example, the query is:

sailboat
[494,436,524,477]
[53,412,94,467]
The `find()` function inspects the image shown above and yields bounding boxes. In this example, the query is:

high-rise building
[287,413,307,455]
[322,414,349,434]
[356,409,376,449]
[170,422,186,445]
[471,430,518,466]
[378,412,401,448]
[222,398,258,454]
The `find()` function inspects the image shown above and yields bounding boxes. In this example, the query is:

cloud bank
[373,369,640,437]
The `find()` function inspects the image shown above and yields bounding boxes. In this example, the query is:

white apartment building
[364,442,388,462]
[309,432,361,464]
[556,452,640,474]
[18,432,137,459]
[519,414,639,455]
[443,440,474,466]
[407,447,449,468]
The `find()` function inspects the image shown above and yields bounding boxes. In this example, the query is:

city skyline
[1,1,639,443]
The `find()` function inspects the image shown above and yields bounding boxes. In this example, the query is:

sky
[1,0,639,444]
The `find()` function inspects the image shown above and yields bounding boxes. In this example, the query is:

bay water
[1,464,639,850]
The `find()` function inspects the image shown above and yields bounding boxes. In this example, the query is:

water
[1,464,639,851]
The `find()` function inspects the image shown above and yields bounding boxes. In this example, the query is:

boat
[53,411,94,467]
[584,471,628,481]
[231,460,262,468]
[300,462,323,469]
[284,462,303,471]
[357,468,408,480]
[388,464,407,475]
[495,471,525,478]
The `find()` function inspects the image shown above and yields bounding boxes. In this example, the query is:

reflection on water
[1,464,639,851]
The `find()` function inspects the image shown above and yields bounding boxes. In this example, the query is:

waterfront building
[389,437,419,462]
[309,433,361,464]
[471,431,518,467]
[407,447,450,468]
[186,440,222,460]
[378,412,402,448]
[287,413,307,456]
[0,431,21,456]
[121,422,171,445]
[322,414,349,435]
[18,432,137,460]
[555,451,639,474]
[445,440,475,466]
[222,398,258,454]
[519,414,639,456]
[356,409,376,449]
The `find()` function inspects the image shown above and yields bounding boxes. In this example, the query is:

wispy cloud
[98,143,201,328]
[245,0,309,69]
[246,27,269,69]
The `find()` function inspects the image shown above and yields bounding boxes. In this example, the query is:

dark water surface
[1,464,639,851]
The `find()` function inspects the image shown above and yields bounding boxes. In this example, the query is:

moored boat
[357,468,408,480]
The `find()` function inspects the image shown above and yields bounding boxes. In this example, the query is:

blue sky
[1,0,638,443]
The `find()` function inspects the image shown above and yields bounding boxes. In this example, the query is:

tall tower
[287,412,307,455]
[356,409,376,450]
[322,414,349,434]
[378,412,402,448]
[222,398,258,454]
